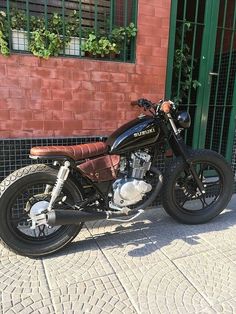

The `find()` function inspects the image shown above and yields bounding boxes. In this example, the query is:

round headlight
[176,111,191,128]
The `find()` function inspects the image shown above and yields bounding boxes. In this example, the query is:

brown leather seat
[30,142,108,161]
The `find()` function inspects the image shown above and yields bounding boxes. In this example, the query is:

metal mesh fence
[0,136,103,180]
[231,130,236,191]
[0,135,235,207]
[0,136,168,207]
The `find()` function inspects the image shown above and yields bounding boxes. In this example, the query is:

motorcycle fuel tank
[106,115,161,154]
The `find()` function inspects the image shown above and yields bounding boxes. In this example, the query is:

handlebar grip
[160,100,173,113]
[130,100,139,107]
[131,98,151,108]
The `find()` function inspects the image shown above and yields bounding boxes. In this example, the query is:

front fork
[167,113,206,194]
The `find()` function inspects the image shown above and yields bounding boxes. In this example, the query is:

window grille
[0,0,138,62]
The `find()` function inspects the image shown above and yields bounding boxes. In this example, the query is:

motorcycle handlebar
[131,99,174,113]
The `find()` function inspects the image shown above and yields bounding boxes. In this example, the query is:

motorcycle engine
[112,151,152,207]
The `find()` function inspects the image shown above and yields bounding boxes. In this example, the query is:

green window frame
[0,0,138,62]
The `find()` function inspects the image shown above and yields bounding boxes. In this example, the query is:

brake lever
[132,98,156,112]
[140,99,153,109]
[137,98,148,107]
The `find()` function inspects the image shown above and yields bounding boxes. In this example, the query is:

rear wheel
[162,149,233,224]
[0,164,84,257]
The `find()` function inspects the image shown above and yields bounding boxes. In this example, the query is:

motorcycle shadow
[53,197,236,259]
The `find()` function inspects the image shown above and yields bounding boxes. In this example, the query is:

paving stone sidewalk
[0,195,236,314]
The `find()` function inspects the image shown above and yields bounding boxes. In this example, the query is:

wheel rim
[7,179,77,242]
[173,160,223,214]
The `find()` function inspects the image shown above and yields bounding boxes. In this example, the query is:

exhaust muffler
[46,210,108,226]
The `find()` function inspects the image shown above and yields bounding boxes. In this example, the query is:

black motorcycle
[0,99,233,257]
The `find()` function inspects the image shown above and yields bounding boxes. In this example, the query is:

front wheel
[162,149,233,224]
[0,164,84,257]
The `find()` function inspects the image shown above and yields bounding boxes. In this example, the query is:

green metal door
[166,0,236,161]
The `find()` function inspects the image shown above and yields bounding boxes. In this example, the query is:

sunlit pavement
[0,194,236,313]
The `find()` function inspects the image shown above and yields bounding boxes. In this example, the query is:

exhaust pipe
[46,208,134,226]
[47,168,163,226]
[47,210,108,226]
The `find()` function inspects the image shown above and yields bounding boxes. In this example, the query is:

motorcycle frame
[34,110,204,206]
[28,105,207,227]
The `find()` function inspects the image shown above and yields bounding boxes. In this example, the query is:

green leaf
[192,80,202,89]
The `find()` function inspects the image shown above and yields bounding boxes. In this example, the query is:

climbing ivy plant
[172,22,201,104]
[0,11,9,56]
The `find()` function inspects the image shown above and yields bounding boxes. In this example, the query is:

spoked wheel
[162,149,233,224]
[0,164,84,257]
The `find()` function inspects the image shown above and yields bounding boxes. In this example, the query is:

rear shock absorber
[47,161,71,211]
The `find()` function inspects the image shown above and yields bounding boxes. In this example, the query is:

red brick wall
[0,0,171,138]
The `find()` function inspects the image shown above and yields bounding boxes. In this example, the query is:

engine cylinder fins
[131,151,151,179]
